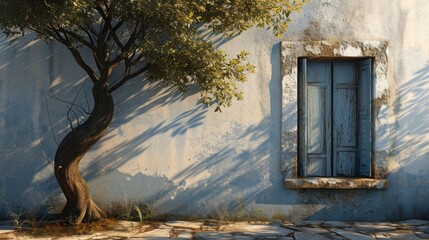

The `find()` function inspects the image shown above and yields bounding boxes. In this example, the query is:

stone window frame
[281,40,389,189]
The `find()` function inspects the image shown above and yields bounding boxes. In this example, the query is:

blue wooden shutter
[298,58,307,177]
[332,62,358,177]
[305,61,331,176]
[358,59,372,177]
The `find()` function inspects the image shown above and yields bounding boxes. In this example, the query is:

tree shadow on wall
[40,67,209,209]
[78,116,282,220]
[1,36,298,221]
[0,34,209,217]
[58,43,294,220]
[385,61,429,219]
[0,35,65,214]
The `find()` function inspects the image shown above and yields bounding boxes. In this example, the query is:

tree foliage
[0,0,305,108]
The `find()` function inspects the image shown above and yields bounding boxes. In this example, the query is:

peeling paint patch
[339,45,363,56]
[305,45,321,55]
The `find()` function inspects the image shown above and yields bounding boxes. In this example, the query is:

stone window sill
[284,178,388,189]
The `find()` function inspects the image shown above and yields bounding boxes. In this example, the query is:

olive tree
[0,0,306,224]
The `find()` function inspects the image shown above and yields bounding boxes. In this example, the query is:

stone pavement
[1,219,429,239]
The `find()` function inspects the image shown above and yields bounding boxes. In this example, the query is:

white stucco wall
[1,0,429,220]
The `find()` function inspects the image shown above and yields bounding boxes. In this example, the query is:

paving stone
[322,221,350,228]
[416,231,429,238]
[293,220,322,226]
[101,230,138,238]
[330,236,347,240]
[400,219,429,226]
[219,223,293,237]
[53,235,87,240]
[389,231,422,240]
[417,225,429,233]
[16,237,54,240]
[281,223,302,231]
[391,235,422,240]
[308,220,324,225]
[195,232,233,240]
[165,221,202,229]
[176,232,193,239]
[132,228,171,238]
[232,235,254,240]
[343,227,359,232]
[330,228,375,240]
[294,231,330,240]
[91,235,109,239]
[370,222,399,228]
[158,224,173,229]
[354,222,396,232]
[373,232,391,240]
[300,226,330,234]
[305,220,324,225]
[170,229,194,238]
[415,231,429,239]
[174,228,194,233]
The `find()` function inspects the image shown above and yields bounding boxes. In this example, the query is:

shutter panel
[358,59,372,177]
[298,58,307,177]
[306,61,331,176]
[332,62,358,177]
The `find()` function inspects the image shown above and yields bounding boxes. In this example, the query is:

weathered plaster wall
[1,0,429,220]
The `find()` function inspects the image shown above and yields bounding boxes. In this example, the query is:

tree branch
[66,46,100,83]
[95,5,111,62]
[58,27,106,77]
[108,64,150,93]
[108,21,124,49]
[58,28,97,52]
[108,22,145,67]
[48,28,100,83]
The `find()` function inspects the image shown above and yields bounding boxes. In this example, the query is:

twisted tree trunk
[54,81,113,224]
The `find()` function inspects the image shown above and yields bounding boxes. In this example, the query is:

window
[281,41,389,189]
[298,59,372,178]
